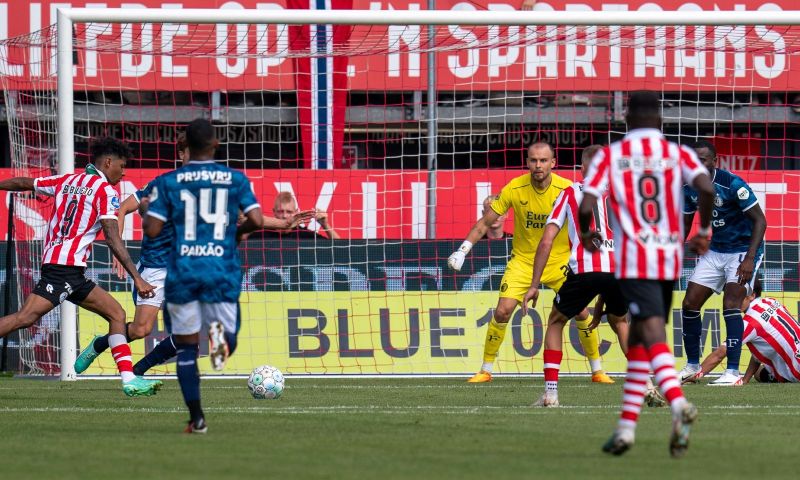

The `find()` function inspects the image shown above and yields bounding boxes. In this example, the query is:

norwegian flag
[288,0,353,169]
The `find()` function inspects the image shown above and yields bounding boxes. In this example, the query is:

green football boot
[74,336,103,374]
[122,376,163,397]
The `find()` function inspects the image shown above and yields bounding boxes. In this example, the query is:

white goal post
[45,7,800,380]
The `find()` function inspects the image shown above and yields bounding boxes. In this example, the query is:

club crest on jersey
[714,195,723,207]
[500,282,508,293]
[737,187,750,200]
[111,196,120,209]
[59,292,68,303]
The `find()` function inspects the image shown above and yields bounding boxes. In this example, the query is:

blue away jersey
[148,161,260,304]
[683,169,762,254]
[135,182,173,269]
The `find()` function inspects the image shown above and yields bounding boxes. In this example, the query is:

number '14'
[179,188,229,241]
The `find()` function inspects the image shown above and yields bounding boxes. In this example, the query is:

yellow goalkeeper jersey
[490,172,572,265]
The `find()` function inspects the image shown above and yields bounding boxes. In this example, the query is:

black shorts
[617,279,675,322]
[32,264,96,307]
[554,271,628,319]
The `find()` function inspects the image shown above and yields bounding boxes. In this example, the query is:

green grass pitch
[1,377,797,479]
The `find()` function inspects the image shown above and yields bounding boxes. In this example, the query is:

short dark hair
[626,91,661,128]
[581,144,603,165]
[752,278,763,298]
[691,139,717,158]
[185,118,216,153]
[90,137,132,163]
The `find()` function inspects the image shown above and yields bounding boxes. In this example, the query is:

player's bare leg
[468,297,518,383]
[79,287,162,396]
[75,304,160,373]
[679,282,714,383]
[0,294,54,338]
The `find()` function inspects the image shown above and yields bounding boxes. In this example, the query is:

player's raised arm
[0,177,35,191]
[448,204,502,271]
[258,209,315,231]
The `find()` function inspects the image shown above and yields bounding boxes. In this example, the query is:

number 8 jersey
[583,129,708,281]
[148,160,261,304]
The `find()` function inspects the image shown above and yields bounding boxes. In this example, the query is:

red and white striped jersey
[583,129,708,280]
[33,171,119,267]
[742,297,800,383]
[547,182,615,274]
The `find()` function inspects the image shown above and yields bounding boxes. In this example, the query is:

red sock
[543,349,562,393]
[647,342,685,406]
[109,333,135,383]
[618,344,649,431]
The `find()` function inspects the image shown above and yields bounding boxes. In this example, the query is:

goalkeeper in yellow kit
[448,142,613,383]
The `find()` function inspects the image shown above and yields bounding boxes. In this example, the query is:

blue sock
[133,335,178,376]
[724,309,744,371]
[681,308,702,365]
[224,331,238,356]
[175,342,203,422]
[92,324,132,355]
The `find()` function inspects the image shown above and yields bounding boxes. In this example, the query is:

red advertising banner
[1,1,798,91]
[1,168,797,241]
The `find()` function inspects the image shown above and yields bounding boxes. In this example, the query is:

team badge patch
[500,282,508,293]
[737,187,750,200]
[111,196,120,209]
[714,195,723,207]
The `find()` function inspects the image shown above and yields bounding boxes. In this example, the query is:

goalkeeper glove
[447,241,473,271]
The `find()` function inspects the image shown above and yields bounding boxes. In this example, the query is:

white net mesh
[1,4,799,376]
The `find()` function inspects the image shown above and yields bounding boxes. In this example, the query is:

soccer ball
[247,365,285,399]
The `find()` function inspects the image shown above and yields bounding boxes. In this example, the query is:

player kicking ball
[0,138,162,396]
[579,91,715,457]
[449,141,613,384]
[686,280,800,385]
[74,134,312,378]
[678,139,767,386]
[73,135,192,376]
[522,145,630,407]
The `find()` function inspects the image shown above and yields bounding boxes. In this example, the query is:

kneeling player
[685,280,800,385]
[679,140,767,386]
[522,145,630,407]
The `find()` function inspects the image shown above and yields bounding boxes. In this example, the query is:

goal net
[1,2,798,378]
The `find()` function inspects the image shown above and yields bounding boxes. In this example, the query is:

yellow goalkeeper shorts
[498,255,569,302]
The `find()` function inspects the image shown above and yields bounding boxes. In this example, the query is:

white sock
[670,397,688,417]
[589,359,603,373]
[481,362,493,373]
